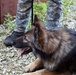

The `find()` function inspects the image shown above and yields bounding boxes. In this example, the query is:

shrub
[3,14,15,31]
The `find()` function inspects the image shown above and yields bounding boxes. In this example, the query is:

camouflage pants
[45,0,62,29]
[14,0,62,32]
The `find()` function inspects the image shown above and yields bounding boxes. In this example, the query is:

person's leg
[45,0,62,29]
[4,0,32,46]
[14,0,32,32]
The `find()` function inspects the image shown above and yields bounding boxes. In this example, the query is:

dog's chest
[43,60,56,71]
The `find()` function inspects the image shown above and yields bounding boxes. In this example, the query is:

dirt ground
[0,27,35,75]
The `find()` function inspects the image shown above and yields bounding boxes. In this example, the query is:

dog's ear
[34,26,39,39]
[34,15,39,22]
[33,15,43,27]
[34,25,44,41]
[34,24,46,51]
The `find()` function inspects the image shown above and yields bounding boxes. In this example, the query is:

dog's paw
[23,64,35,73]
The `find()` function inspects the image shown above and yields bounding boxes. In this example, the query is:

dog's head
[13,29,34,56]
[14,15,45,56]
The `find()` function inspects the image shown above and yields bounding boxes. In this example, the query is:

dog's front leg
[22,69,71,75]
[23,57,43,72]
[22,69,58,75]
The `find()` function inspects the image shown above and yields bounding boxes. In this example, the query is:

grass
[3,14,15,31]
[33,2,48,21]
[62,0,73,17]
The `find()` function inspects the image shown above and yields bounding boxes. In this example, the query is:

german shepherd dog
[13,15,76,75]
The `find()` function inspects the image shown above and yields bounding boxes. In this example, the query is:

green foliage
[3,13,15,31]
[33,2,48,22]
[62,0,73,17]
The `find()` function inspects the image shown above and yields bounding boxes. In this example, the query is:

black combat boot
[4,31,24,47]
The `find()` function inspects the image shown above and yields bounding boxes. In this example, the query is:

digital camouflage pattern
[45,0,62,29]
[14,0,62,32]
[14,0,32,32]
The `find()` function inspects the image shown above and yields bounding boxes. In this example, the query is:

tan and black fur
[14,15,76,75]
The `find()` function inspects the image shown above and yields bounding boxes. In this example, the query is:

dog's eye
[23,36,28,43]
[23,36,26,39]
[23,40,28,43]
